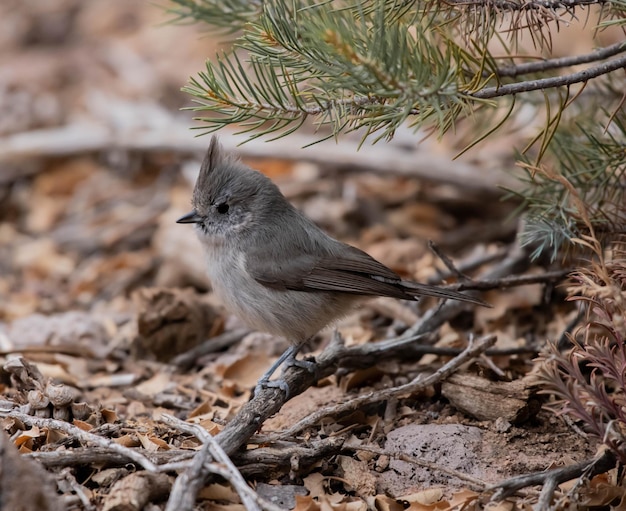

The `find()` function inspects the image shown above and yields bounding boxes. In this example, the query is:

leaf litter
[0,1,612,509]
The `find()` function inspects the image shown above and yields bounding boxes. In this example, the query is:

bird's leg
[254,342,316,397]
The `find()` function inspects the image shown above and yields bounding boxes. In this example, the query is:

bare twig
[487,449,616,499]
[535,474,559,511]
[343,443,487,489]
[163,435,213,511]
[496,41,626,77]
[161,413,274,511]
[471,54,626,99]
[269,335,497,440]
[427,248,508,285]
[171,328,249,370]
[428,240,473,281]
[58,468,96,511]
[449,269,570,291]
[2,412,158,472]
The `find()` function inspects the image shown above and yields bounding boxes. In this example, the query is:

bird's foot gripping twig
[254,344,317,398]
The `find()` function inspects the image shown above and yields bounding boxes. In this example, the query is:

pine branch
[445,0,604,11]
[472,53,626,98]
[495,41,626,77]
[180,0,626,144]
[184,0,473,141]
[512,110,626,260]
[168,0,262,31]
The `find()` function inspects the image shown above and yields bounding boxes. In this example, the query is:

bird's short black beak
[176,211,203,224]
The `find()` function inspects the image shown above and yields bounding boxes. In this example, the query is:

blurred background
[0,0,524,326]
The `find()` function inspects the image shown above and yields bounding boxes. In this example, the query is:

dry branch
[1,412,158,472]
[0,121,518,194]
[270,334,497,441]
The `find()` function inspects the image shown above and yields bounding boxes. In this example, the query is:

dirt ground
[0,1,610,510]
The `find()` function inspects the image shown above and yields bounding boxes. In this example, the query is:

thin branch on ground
[427,248,508,285]
[59,468,95,511]
[160,414,258,511]
[428,240,473,281]
[172,328,249,370]
[486,449,616,499]
[449,269,571,291]
[343,443,488,490]
[267,334,497,441]
[1,412,158,472]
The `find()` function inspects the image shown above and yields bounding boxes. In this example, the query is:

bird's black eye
[216,203,229,214]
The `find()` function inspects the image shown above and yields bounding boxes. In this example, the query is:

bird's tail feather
[400,280,491,308]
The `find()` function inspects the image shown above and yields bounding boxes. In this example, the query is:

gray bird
[177,137,489,392]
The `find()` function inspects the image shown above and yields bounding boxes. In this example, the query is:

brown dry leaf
[341,324,375,347]
[447,489,479,507]
[27,158,96,232]
[401,488,444,508]
[13,238,75,279]
[294,495,321,511]
[14,426,42,448]
[45,428,67,445]
[133,287,223,362]
[72,419,93,431]
[216,352,273,389]
[373,495,405,511]
[188,400,215,419]
[388,203,453,242]
[475,278,543,327]
[137,433,162,453]
[356,174,421,206]
[484,500,517,510]
[200,504,246,511]
[196,419,222,435]
[337,456,377,497]
[264,385,344,431]
[578,473,626,508]
[303,472,326,499]
[135,372,172,396]
[198,483,241,502]
[114,434,140,448]
[101,408,119,423]
[31,362,79,386]
[332,499,368,511]
[340,367,385,392]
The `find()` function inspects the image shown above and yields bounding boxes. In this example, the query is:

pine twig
[472,54,626,99]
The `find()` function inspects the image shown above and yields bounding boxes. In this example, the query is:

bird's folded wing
[247,245,411,298]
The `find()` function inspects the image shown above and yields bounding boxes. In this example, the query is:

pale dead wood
[441,374,541,424]
[102,472,172,511]
[58,467,96,511]
[27,447,192,468]
[0,121,519,194]
[160,413,262,511]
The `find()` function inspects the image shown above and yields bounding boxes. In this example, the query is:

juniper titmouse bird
[177,137,489,393]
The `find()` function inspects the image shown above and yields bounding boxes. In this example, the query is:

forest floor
[0,1,613,510]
